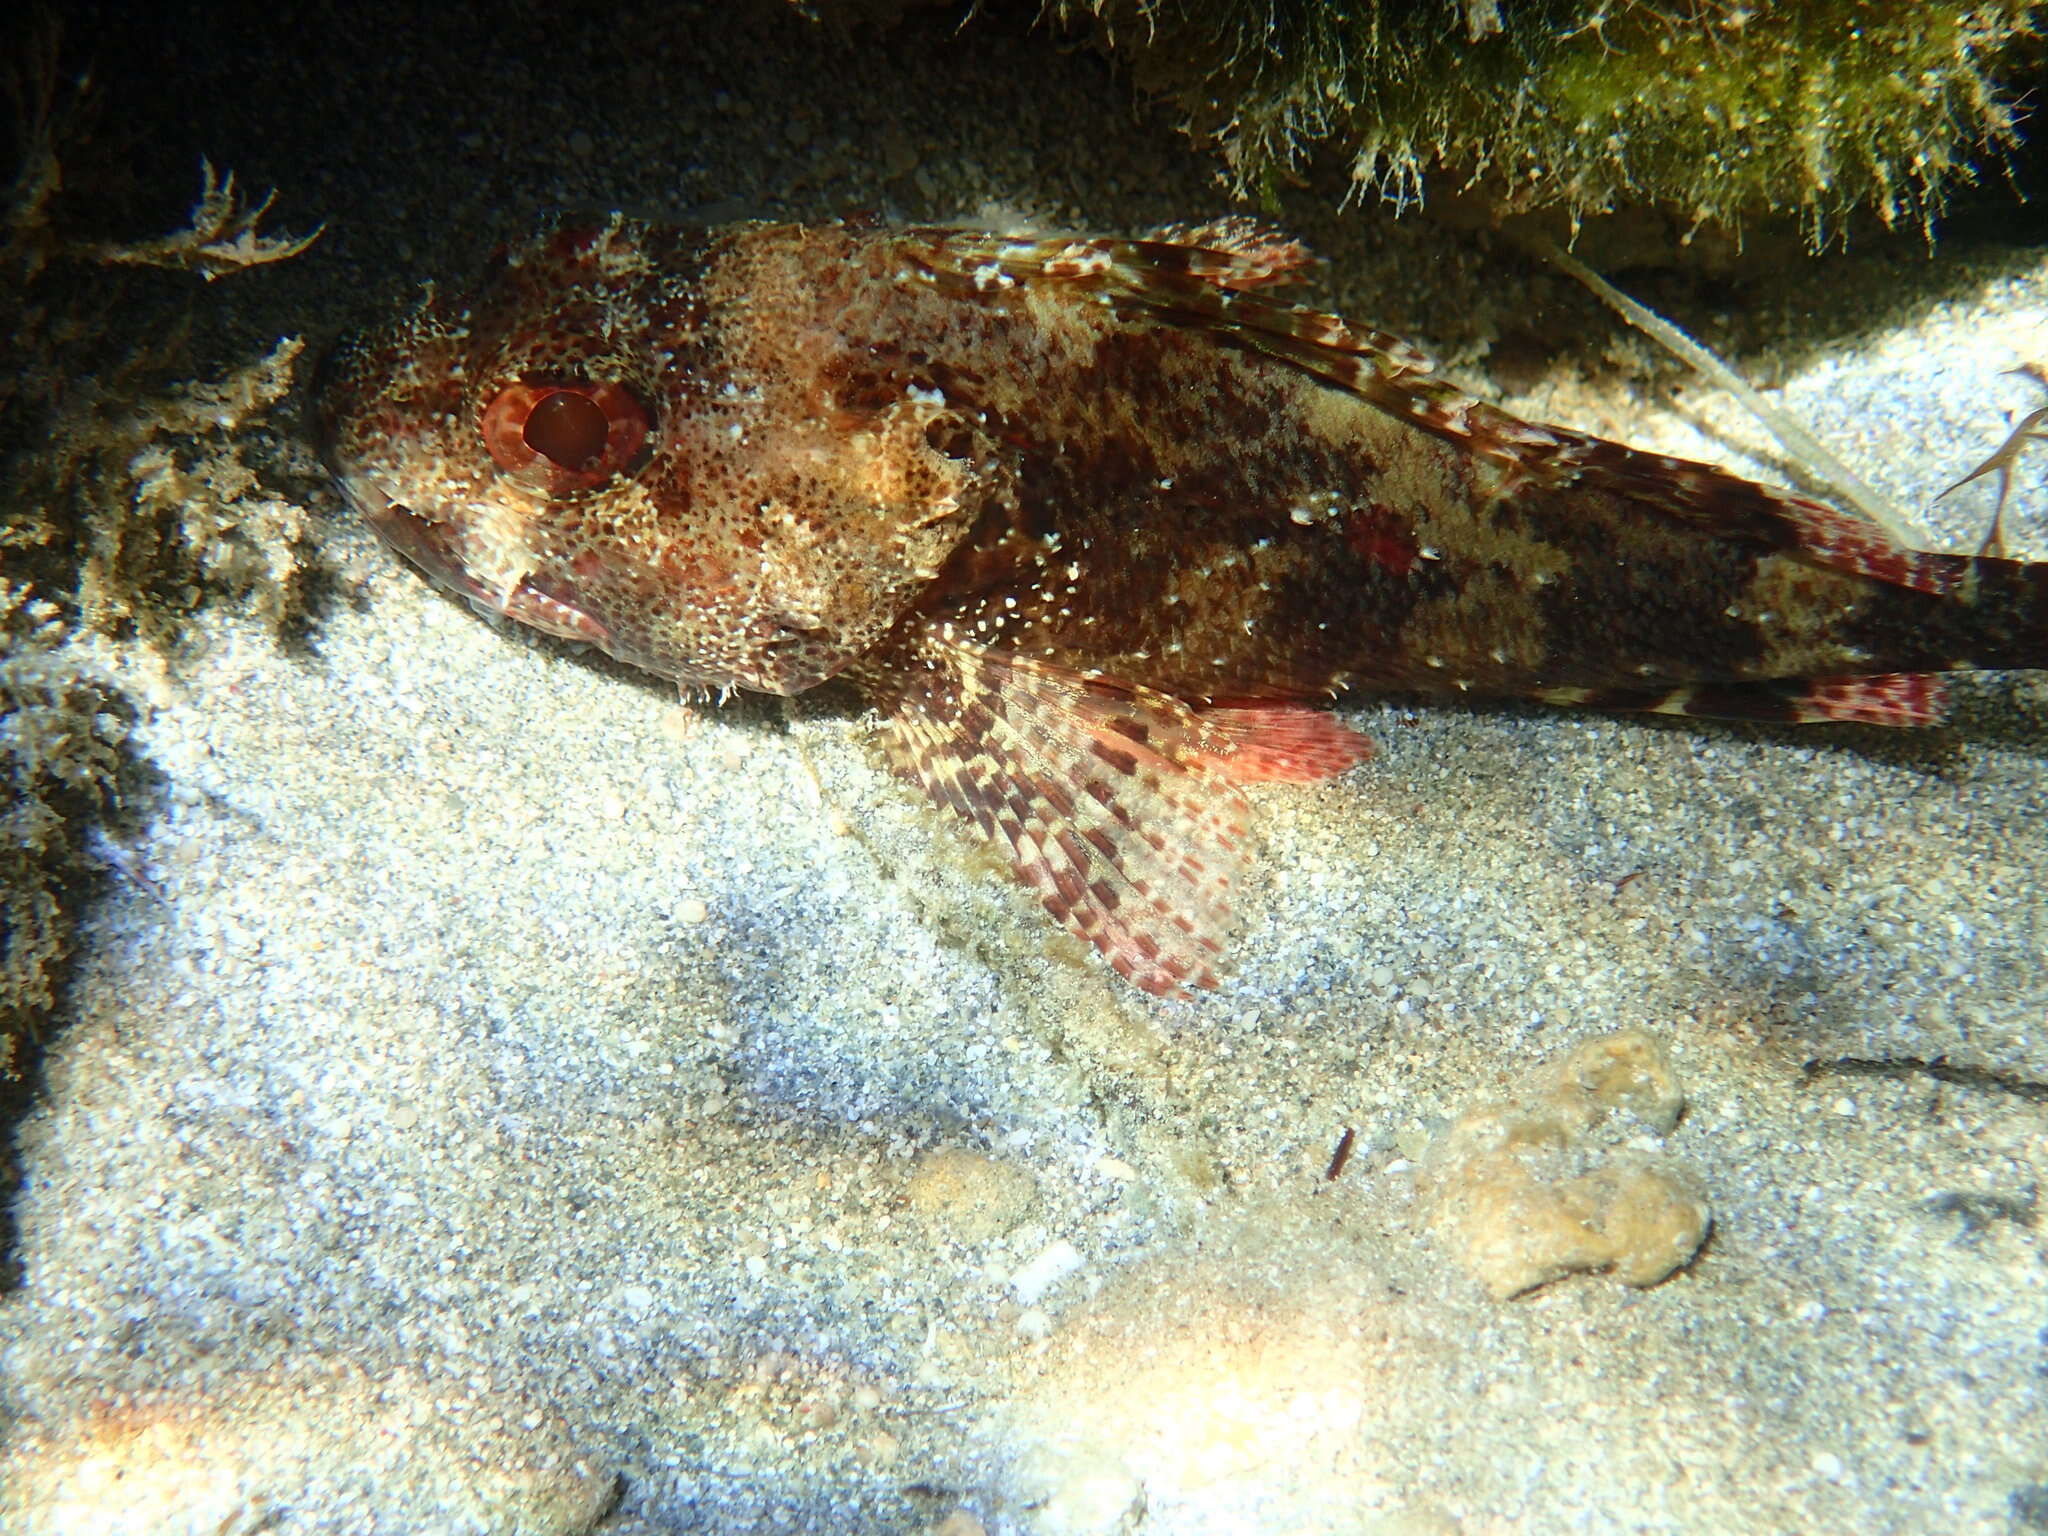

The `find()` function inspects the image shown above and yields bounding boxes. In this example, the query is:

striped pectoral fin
[880,635,1254,997]
[1543,672,1952,728]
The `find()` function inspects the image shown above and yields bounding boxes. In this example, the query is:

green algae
[1050,0,2042,243]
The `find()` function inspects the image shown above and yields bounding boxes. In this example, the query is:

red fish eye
[481,378,650,490]
[524,389,610,470]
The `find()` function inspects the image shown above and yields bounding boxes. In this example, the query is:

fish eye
[524,389,610,470]
[481,377,651,490]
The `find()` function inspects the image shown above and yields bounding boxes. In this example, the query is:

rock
[1427,1028,1710,1299]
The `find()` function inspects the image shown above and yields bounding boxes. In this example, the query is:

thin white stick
[1526,233,1925,549]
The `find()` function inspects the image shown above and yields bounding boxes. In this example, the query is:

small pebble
[1010,1239,1083,1304]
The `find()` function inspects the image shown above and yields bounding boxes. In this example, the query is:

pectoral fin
[879,634,1261,996]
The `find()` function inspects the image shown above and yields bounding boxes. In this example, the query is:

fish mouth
[315,329,622,650]
[338,477,483,601]
[337,475,613,648]
[311,330,479,601]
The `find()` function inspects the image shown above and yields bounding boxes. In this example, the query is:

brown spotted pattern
[317,215,2048,994]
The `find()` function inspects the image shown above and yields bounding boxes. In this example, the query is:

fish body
[315,215,2048,994]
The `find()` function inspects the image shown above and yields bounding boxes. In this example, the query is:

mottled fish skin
[315,215,2048,995]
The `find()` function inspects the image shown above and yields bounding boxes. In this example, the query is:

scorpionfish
[316,216,2048,995]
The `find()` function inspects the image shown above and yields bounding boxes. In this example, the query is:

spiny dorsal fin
[1137,218,1316,288]
[879,633,1258,997]
[910,229,1966,600]
[907,228,1549,477]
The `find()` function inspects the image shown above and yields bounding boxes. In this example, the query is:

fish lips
[342,477,616,650]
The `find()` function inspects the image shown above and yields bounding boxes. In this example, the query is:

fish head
[313,217,983,695]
